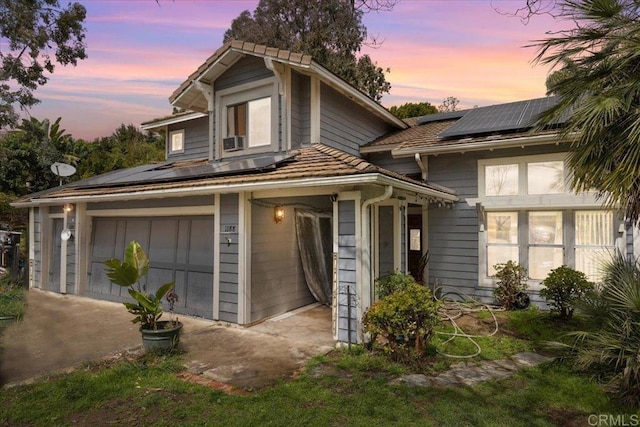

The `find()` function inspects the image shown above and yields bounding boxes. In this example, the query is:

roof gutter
[11,173,458,208]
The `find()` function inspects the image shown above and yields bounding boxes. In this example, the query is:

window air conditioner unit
[223,136,244,151]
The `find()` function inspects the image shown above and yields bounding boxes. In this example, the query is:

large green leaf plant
[104,241,175,330]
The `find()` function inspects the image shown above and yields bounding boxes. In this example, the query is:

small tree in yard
[493,261,529,310]
[363,272,440,360]
[540,266,594,321]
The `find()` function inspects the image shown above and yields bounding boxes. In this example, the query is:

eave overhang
[391,133,565,158]
[140,112,207,132]
[11,173,458,208]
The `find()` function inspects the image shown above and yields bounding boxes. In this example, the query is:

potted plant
[104,240,182,354]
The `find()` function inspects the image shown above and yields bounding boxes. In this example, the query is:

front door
[408,214,423,283]
[49,219,63,291]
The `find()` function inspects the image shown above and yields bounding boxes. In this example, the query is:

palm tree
[532,0,640,225]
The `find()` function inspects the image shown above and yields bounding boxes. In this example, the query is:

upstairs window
[216,78,277,156]
[479,153,568,199]
[485,164,518,196]
[169,129,184,154]
[226,97,271,148]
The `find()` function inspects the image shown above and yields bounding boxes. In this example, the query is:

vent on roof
[223,136,244,151]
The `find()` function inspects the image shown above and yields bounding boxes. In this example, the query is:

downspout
[415,153,428,181]
[359,185,393,341]
[194,80,214,160]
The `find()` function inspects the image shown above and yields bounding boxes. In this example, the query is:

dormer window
[169,129,184,154]
[216,78,278,156]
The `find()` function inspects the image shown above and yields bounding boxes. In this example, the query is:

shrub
[0,273,26,319]
[374,270,416,299]
[493,261,528,310]
[565,251,640,405]
[363,278,440,359]
[540,266,594,320]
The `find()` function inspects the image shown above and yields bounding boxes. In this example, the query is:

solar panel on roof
[438,96,560,139]
[71,154,294,189]
[416,110,469,125]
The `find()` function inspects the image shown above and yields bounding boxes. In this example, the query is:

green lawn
[1,306,638,426]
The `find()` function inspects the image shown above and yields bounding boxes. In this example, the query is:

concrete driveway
[0,290,335,390]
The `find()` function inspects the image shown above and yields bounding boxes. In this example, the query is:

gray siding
[33,207,42,288]
[250,196,328,321]
[337,200,357,343]
[378,206,394,275]
[167,116,209,161]
[215,56,274,91]
[320,83,393,156]
[290,71,311,148]
[219,194,239,323]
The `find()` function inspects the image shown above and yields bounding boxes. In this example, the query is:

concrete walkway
[0,290,335,390]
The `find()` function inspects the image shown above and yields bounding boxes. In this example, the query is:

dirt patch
[441,309,504,336]
[545,407,590,427]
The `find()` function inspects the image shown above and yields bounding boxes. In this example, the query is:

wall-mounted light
[64,204,74,213]
[274,206,285,224]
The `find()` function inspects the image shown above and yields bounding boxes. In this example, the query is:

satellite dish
[51,162,76,177]
[60,228,72,241]
[50,162,76,186]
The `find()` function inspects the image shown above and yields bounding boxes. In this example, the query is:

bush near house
[0,273,25,323]
[374,270,417,299]
[363,272,440,360]
[493,261,529,310]
[540,266,594,321]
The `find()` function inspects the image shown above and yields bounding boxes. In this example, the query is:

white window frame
[168,129,185,155]
[215,78,279,157]
[476,153,624,289]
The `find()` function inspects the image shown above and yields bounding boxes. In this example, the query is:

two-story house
[14,41,637,343]
[13,41,458,343]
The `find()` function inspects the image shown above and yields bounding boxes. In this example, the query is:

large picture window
[486,212,519,276]
[478,154,618,286]
[575,210,615,281]
[528,211,563,280]
[483,209,615,286]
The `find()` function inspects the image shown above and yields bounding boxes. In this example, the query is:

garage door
[88,216,214,318]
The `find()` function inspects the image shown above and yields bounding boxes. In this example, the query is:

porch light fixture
[274,206,285,224]
[63,204,74,213]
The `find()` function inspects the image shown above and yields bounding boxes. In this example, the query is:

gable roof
[362,96,566,158]
[168,40,406,129]
[13,144,457,207]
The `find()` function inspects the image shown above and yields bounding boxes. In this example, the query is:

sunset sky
[28,0,571,140]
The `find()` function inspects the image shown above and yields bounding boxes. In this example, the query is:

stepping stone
[390,374,432,387]
[512,352,553,367]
